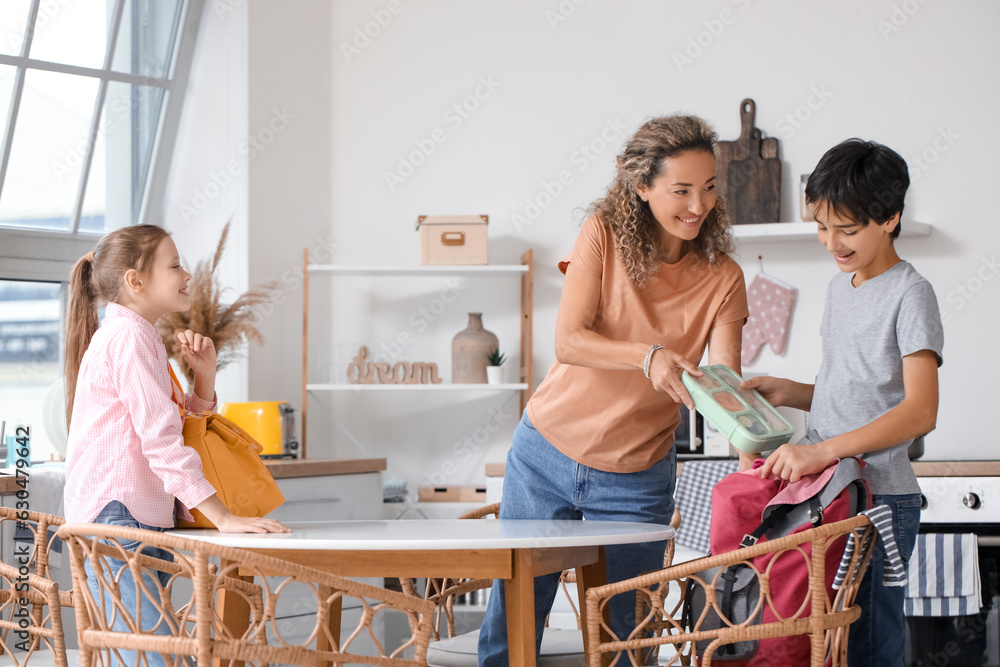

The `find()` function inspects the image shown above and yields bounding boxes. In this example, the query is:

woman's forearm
[555,327,650,371]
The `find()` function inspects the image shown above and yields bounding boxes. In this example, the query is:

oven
[906,475,1000,666]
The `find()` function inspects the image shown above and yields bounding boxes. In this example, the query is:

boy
[743,138,943,667]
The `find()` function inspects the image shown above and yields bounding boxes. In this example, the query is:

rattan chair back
[583,514,877,667]
[0,508,71,667]
[57,523,437,667]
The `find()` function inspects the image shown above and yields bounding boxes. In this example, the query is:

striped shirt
[64,303,217,527]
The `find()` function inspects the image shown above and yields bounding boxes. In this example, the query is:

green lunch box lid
[680,364,794,454]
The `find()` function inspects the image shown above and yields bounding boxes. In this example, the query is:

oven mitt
[742,273,796,365]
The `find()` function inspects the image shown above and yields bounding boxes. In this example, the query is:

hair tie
[85,251,95,263]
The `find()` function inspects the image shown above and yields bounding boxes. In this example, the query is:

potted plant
[486,348,506,385]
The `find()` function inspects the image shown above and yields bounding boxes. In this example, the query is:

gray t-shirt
[802,261,944,495]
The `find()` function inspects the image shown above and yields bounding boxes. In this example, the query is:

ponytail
[65,252,99,427]
[64,225,171,428]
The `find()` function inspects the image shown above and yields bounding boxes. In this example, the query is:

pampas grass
[158,222,276,386]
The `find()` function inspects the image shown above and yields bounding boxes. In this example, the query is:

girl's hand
[195,495,290,533]
[647,348,700,409]
[214,513,292,534]
[740,375,790,408]
[759,443,837,484]
[177,330,217,377]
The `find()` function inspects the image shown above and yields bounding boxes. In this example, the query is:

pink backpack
[692,458,870,665]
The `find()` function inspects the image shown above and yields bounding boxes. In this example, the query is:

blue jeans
[477,412,676,666]
[86,501,180,667]
[849,493,921,667]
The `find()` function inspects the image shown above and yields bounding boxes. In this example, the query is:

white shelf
[307,264,528,275]
[307,383,528,392]
[733,220,931,243]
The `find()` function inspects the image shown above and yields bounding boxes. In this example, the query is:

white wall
[240,0,1000,493]
[162,1,250,402]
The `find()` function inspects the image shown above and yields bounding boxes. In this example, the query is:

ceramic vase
[452,313,498,384]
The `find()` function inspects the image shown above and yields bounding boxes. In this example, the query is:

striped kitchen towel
[833,505,906,589]
[904,533,981,617]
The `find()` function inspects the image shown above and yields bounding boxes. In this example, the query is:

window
[0,279,61,461]
[0,0,205,458]
[0,0,192,235]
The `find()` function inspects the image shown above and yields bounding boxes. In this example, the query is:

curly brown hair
[587,114,735,287]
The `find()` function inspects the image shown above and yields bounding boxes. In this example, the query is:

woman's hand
[647,348,701,409]
[759,443,837,484]
[177,330,217,402]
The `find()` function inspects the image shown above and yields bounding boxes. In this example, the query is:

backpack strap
[716,568,741,655]
[740,494,825,548]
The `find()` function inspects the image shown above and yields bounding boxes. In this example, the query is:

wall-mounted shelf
[307,265,529,276]
[306,383,529,392]
[301,251,535,458]
[733,220,931,243]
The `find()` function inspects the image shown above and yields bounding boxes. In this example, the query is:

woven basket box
[415,214,488,265]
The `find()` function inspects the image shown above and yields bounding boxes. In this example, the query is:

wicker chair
[57,523,437,667]
[0,508,75,667]
[583,514,878,667]
[404,503,682,666]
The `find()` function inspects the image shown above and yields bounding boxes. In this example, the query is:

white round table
[171,519,674,667]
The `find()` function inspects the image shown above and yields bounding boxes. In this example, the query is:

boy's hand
[741,375,790,407]
[759,443,837,484]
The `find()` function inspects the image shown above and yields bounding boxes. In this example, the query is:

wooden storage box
[416,214,488,265]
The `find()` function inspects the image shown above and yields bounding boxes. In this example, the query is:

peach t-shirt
[526,217,748,473]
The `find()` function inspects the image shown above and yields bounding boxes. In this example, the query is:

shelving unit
[301,250,535,457]
[732,220,931,243]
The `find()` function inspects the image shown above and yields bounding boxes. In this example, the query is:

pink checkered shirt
[64,303,218,527]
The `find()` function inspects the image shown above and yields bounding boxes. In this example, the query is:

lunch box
[680,364,794,454]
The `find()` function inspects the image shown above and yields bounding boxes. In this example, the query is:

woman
[478,115,749,665]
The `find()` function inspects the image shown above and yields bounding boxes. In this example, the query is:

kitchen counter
[0,458,387,496]
[264,458,386,479]
[487,460,1000,479]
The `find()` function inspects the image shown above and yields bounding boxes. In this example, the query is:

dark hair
[805,138,909,239]
[587,115,734,287]
[65,225,171,426]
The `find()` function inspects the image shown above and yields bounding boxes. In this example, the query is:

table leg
[504,549,537,667]
[577,546,610,667]
[216,559,254,667]
[315,584,342,667]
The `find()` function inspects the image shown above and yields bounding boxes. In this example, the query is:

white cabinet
[270,469,382,522]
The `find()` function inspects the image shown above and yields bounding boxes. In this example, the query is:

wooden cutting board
[715,99,781,225]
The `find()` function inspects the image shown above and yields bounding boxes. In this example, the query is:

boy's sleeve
[897,280,944,367]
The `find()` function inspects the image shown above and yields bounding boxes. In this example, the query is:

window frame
[0,0,205,282]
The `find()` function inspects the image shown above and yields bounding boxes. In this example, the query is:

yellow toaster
[218,401,299,458]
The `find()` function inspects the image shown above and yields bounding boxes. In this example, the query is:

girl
[477,115,749,665]
[63,225,288,664]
